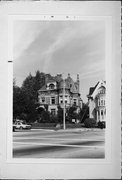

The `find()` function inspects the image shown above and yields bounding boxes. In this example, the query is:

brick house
[38,74,82,115]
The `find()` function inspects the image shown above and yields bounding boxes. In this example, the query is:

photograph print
[13,18,106,159]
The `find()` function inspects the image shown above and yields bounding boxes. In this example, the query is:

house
[87,80,106,122]
[38,74,82,115]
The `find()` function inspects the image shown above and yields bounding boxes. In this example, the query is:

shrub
[40,111,50,123]
[50,115,58,123]
[97,121,106,129]
[84,118,96,128]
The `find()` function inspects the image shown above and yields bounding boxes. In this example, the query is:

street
[13,128,105,158]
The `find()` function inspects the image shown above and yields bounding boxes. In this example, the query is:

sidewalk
[57,128,105,132]
[31,127,105,132]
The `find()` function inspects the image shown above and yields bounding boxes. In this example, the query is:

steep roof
[88,82,99,96]
[39,75,79,94]
[39,84,47,91]
[46,77,57,83]
[87,80,106,99]
[88,87,96,96]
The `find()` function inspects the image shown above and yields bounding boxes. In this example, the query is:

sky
[13,20,105,103]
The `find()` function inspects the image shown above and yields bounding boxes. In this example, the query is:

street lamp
[63,74,66,130]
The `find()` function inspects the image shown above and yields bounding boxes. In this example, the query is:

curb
[31,128,105,132]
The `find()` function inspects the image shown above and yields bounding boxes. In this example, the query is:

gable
[88,80,106,99]
[92,80,106,99]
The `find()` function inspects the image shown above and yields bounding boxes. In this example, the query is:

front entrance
[51,109,56,116]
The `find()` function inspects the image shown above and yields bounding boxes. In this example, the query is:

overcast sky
[13,20,105,102]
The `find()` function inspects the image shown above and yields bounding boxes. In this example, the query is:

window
[101,100,103,106]
[101,89,105,94]
[51,97,55,104]
[99,87,105,94]
[49,83,55,90]
[73,99,77,105]
[101,110,103,116]
[65,100,67,104]
[60,100,63,104]
[41,97,45,103]
[101,110,104,119]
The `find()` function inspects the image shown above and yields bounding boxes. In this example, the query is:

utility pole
[63,75,66,130]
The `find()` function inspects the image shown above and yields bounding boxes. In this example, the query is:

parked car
[13,121,31,131]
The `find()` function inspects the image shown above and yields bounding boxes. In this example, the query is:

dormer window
[49,83,55,90]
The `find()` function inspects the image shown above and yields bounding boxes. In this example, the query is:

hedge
[84,118,96,128]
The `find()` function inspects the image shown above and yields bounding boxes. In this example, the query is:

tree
[37,106,51,123]
[57,106,63,123]
[21,73,35,97]
[79,103,89,123]
[40,110,50,123]
[33,71,45,101]
[13,79,27,120]
[67,105,78,122]
[20,73,38,122]
[13,81,21,120]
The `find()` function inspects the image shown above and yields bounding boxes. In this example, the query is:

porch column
[102,110,104,120]
[99,109,101,122]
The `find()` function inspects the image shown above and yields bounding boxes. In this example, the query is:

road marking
[13,142,104,148]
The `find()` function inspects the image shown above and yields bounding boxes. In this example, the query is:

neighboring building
[87,80,106,122]
[38,74,82,115]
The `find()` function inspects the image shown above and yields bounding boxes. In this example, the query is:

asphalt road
[13,128,105,158]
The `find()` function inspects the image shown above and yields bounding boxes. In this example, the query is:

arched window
[49,83,55,90]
